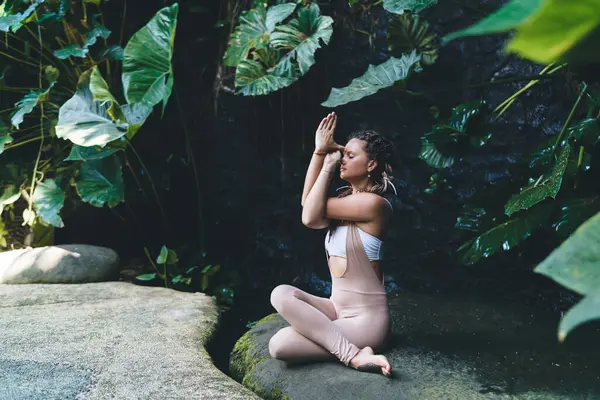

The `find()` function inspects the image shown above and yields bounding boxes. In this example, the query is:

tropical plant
[440,0,600,340]
[223,1,333,95]
[0,1,178,248]
[137,244,237,305]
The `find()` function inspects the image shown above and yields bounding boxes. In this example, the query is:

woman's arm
[301,153,339,229]
[301,113,343,206]
[301,153,326,207]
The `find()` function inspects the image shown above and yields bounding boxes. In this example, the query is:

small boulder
[0,244,119,284]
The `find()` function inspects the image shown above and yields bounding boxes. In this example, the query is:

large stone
[0,244,119,284]
[0,281,260,400]
[230,292,600,400]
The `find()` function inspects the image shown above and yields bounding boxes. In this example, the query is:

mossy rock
[230,293,600,400]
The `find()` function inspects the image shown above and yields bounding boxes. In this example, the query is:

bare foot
[349,346,392,377]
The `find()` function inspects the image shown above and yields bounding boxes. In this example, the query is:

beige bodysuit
[269,222,390,365]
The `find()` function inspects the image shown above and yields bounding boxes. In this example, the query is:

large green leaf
[506,0,600,64]
[383,0,437,14]
[36,0,70,24]
[32,179,65,228]
[89,66,124,123]
[455,205,492,233]
[11,82,56,129]
[567,118,600,147]
[223,3,296,67]
[75,155,124,208]
[388,13,438,65]
[458,203,553,265]
[235,58,297,96]
[536,211,600,296]
[419,100,491,169]
[0,0,43,32]
[0,121,12,154]
[53,25,111,59]
[321,51,421,108]
[535,211,600,341]
[505,143,570,216]
[553,196,600,240]
[55,80,128,147]
[270,3,333,76]
[442,0,543,43]
[0,184,21,215]
[64,145,121,161]
[122,3,178,113]
[121,102,153,140]
[557,293,600,342]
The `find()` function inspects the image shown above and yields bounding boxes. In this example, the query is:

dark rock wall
[56,0,579,311]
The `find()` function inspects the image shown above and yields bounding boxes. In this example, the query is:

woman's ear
[367,159,378,172]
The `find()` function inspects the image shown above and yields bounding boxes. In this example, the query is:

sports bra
[325,225,384,261]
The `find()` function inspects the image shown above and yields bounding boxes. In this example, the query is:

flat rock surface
[231,291,600,400]
[0,282,260,400]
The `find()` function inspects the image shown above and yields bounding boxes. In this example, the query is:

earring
[368,173,371,178]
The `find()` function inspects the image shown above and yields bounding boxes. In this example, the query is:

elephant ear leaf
[388,13,439,65]
[10,68,58,129]
[75,155,125,208]
[321,50,421,108]
[55,77,128,147]
[32,179,66,228]
[505,143,571,216]
[0,0,43,32]
[535,211,600,341]
[235,56,297,96]
[383,0,438,15]
[223,3,296,68]
[457,203,553,265]
[442,0,543,43]
[270,3,333,76]
[122,4,179,113]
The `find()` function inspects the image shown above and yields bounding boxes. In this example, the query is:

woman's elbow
[302,214,327,229]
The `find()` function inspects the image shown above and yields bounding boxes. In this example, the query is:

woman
[269,112,395,377]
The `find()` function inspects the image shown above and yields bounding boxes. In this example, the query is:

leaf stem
[3,135,51,150]
[125,139,171,234]
[553,82,588,152]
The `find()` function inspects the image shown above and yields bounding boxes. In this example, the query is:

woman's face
[339,138,374,181]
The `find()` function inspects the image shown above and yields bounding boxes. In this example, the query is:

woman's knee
[270,284,297,311]
[268,328,289,359]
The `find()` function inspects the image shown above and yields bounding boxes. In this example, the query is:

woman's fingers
[327,113,335,130]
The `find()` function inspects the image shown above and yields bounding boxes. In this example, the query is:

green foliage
[55,77,130,147]
[75,156,125,208]
[442,0,543,43]
[553,196,600,240]
[0,0,43,32]
[11,66,58,129]
[383,0,438,14]
[31,179,65,228]
[535,212,600,341]
[443,0,600,65]
[0,121,12,154]
[504,143,571,216]
[224,2,332,96]
[321,51,421,107]
[122,3,179,113]
[506,0,600,64]
[138,245,236,305]
[419,100,491,169]
[388,13,438,65]
[53,25,112,59]
[457,203,553,265]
